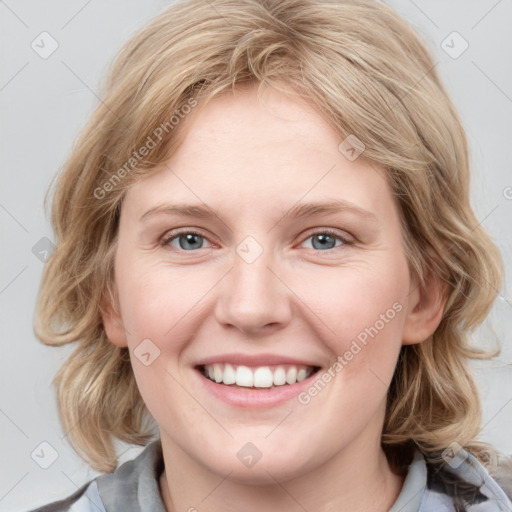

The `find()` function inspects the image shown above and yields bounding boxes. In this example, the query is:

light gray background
[1,1,511,510]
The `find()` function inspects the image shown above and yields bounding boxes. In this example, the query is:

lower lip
[195,369,319,408]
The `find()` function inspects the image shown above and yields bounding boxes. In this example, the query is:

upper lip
[194,353,321,368]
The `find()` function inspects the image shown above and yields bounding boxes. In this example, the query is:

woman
[32,0,511,510]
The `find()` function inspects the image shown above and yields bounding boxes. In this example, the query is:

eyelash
[160,228,354,252]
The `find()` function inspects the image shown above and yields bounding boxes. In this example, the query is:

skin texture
[102,82,446,512]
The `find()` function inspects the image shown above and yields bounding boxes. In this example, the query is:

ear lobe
[401,266,448,346]
[100,282,128,348]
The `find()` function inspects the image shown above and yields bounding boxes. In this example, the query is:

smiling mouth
[196,363,321,389]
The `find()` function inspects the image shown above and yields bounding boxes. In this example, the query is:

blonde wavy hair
[34,0,504,473]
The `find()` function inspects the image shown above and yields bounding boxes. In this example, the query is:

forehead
[122,83,395,223]
[175,83,346,167]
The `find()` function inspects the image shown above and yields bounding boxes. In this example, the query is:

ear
[402,264,448,345]
[100,281,128,348]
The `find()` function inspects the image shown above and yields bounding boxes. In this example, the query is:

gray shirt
[30,440,512,512]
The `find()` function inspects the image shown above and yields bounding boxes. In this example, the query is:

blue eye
[162,229,351,252]
[301,231,347,251]
[164,231,211,251]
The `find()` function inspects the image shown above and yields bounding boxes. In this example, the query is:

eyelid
[160,228,216,248]
[299,227,355,246]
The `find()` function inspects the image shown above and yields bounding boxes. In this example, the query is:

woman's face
[104,83,432,482]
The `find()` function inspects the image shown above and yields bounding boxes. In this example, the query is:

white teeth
[273,366,287,386]
[253,367,273,388]
[286,366,297,385]
[213,363,223,383]
[202,363,316,388]
[235,366,253,387]
[223,363,236,385]
[296,368,308,382]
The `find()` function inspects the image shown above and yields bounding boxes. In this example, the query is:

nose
[214,246,293,336]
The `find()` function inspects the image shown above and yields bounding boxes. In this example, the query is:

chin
[200,447,317,485]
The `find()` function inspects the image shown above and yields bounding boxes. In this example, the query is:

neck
[158,432,404,512]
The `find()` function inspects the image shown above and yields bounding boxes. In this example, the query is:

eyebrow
[139,199,377,223]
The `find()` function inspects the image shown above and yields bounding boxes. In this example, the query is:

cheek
[290,268,408,433]
[114,263,214,418]
[307,262,406,333]
[116,260,211,341]
[293,260,409,383]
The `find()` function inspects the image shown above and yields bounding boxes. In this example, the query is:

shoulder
[421,447,512,511]
[28,480,105,512]
[489,453,512,502]
[28,440,163,512]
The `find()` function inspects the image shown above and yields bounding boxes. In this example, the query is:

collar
[389,450,427,512]
[96,440,166,512]
[94,440,512,512]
